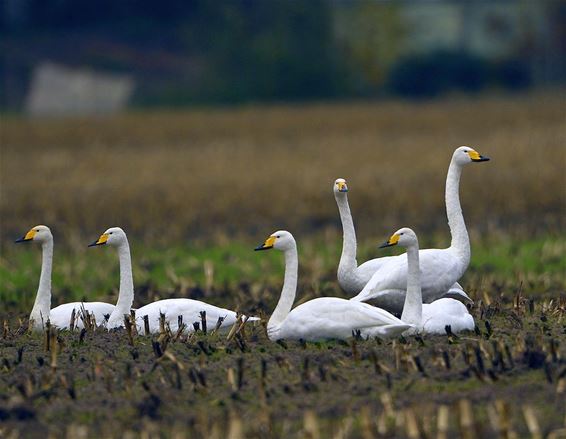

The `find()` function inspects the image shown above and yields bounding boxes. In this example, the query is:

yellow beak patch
[337,181,348,192]
[263,236,276,248]
[24,229,37,241]
[96,233,109,245]
[388,234,400,246]
[467,150,481,161]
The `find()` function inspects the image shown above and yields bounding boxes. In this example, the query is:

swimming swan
[380,228,475,334]
[15,225,114,330]
[255,230,412,341]
[334,178,467,302]
[88,227,136,328]
[350,146,489,311]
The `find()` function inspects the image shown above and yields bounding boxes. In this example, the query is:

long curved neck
[268,246,298,329]
[31,240,53,326]
[335,193,358,271]
[446,159,470,264]
[108,241,134,324]
[400,243,422,327]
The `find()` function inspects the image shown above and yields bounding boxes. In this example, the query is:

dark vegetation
[1,1,550,109]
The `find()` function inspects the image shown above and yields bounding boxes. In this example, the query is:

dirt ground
[1,293,564,438]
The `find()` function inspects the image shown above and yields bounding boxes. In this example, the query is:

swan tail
[362,323,414,339]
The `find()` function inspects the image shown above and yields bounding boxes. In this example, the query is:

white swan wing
[135,299,239,333]
[50,302,115,329]
[421,298,475,334]
[278,297,408,341]
[351,249,462,303]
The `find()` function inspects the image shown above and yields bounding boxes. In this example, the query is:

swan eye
[276,235,280,238]
[109,232,113,235]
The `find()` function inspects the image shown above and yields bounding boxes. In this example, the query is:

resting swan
[255,230,412,341]
[334,178,468,303]
[88,227,135,328]
[380,228,475,334]
[122,247,256,335]
[15,225,115,330]
[351,146,489,312]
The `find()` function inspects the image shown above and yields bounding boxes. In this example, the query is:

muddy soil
[1,296,565,438]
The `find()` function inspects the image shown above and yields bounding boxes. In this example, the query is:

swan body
[350,147,489,312]
[255,230,412,341]
[134,298,242,333]
[15,225,126,330]
[334,178,470,309]
[381,228,475,335]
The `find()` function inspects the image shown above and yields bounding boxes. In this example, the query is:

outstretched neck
[446,160,470,265]
[335,193,358,272]
[108,241,134,326]
[268,246,298,329]
[400,243,422,327]
[31,240,53,328]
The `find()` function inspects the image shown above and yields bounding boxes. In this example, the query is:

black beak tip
[88,241,98,247]
[255,244,272,251]
[378,241,391,249]
[14,237,26,243]
[474,156,490,162]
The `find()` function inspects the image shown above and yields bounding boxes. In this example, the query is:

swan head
[88,227,128,248]
[15,225,52,244]
[255,230,296,252]
[453,146,490,166]
[333,178,349,194]
[379,227,418,249]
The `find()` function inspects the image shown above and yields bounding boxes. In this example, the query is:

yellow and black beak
[88,233,109,247]
[255,236,276,251]
[337,181,348,193]
[379,233,400,249]
[468,150,490,162]
[15,229,36,243]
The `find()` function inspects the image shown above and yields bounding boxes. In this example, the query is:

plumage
[256,230,412,341]
[334,178,469,309]
[15,225,132,330]
[350,147,488,311]
[134,298,243,334]
[382,227,475,335]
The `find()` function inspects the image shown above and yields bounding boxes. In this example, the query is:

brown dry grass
[1,92,564,245]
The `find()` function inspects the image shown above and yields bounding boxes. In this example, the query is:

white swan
[380,228,475,334]
[255,230,412,341]
[132,257,255,334]
[135,298,247,334]
[350,146,489,311]
[335,178,468,303]
[15,225,115,330]
[88,227,135,328]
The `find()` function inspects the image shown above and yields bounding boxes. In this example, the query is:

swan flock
[15,146,489,340]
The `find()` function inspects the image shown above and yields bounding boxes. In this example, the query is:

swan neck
[109,241,134,325]
[335,193,358,272]
[446,160,470,264]
[268,246,298,329]
[400,243,422,327]
[31,240,53,327]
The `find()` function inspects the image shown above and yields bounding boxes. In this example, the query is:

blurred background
[1,1,564,309]
[2,1,565,111]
